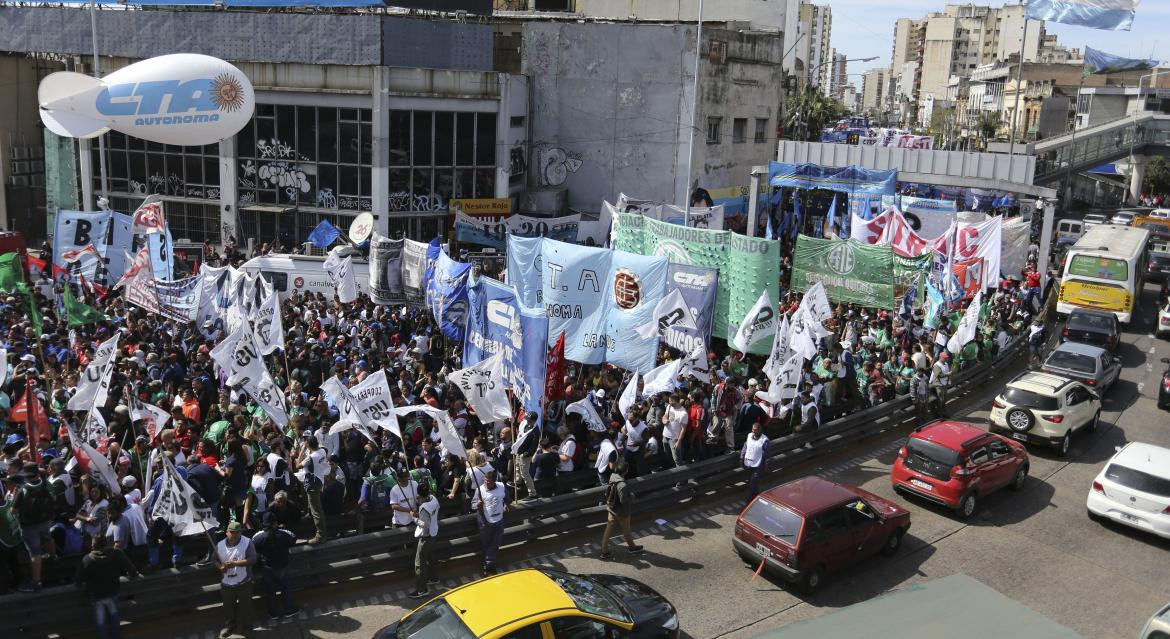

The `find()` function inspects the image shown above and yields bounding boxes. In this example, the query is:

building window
[732,118,747,143]
[707,117,723,144]
[754,118,768,143]
[387,110,497,217]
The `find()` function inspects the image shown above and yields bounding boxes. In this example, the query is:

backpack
[605,478,624,509]
[516,426,539,456]
[1029,325,1047,345]
[19,482,55,525]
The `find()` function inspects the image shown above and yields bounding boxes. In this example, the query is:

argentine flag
[1026,0,1139,31]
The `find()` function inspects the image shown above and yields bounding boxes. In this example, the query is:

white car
[1151,208,1170,220]
[1158,301,1170,338]
[989,372,1101,456]
[1087,442,1170,540]
[1111,210,1138,225]
[1081,213,1107,228]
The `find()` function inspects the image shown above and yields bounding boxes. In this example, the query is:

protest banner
[791,235,896,309]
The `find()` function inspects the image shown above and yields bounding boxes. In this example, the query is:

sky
[828,0,1170,80]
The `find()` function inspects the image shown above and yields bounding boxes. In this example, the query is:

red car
[733,477,911,593]
[891,421,1029,519]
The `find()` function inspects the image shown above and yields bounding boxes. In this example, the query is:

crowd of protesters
[0,234,1044,635]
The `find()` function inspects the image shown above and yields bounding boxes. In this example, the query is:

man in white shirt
[514,413,540,499]
[930,352,952,418]
[388,469,419,529]
[295,436,329,545]
[620,417,647,477]
[661,394,688,469]
[470,469,507,575]
[556,426,577,473]
[215,521,257,639]
[409,483,441,599]
[739,422,770,500]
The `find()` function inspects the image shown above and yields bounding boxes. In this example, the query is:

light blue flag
[923,281,944,330]
[106,212,134,283]
[540,238,612,364]
[1084,46,1158,72]
[506,234,544,309]
[54,210,111,283]
[426,250,471,341]
[1026,0,1137,31]
[605,250,668,373]
[826,196,838,236]
[791,194,803,239]
[765,211,775,241]
[465,277,547,426]
[147,227,174,280]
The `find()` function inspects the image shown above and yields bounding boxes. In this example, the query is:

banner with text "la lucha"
[615,211,779,355]
[791,236,896,310]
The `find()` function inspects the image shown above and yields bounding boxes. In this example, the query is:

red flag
[60,244,102,263]
[27,255,46,278]
[51,263,69,278]
[131,197,166,234]
[544,332,566,405]
[13,381,50,459]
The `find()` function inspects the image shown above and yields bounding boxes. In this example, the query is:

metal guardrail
[0,337,1025,637]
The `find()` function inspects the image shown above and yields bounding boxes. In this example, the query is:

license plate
[1119,512,1140,524]
[755,542,772,557]
[1011,433,1028,442]
[909,479,933,491]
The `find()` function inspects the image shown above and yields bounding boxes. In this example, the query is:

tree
[975,111,1001,150]
[782,86,847,142]
[1145,156,1170,195]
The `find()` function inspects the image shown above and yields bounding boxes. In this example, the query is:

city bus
[1058,224,1151,324]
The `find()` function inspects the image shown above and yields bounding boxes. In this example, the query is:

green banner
[616,211,780,355]
[791,236,896,310]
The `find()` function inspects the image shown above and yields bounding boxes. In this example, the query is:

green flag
[0,253,22,293]
[14,282,41,334]
[63,285,106,327]
[790,235,896,309]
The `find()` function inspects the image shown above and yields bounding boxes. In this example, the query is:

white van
[1054,218,1084,248]
[240,252,370,301]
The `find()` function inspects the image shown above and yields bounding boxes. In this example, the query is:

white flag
[84,408,109,448]
[151,454,218,536]
[210,329,289,426]
[641,358,682,398]
[394,404,465,458]
[251,291,284,356]
[447,352,513,423]
[348,370,402,439]
[65,422,120,496]
[634,288,699,339]
[802,282,833,324]
[617,372,640,420]
[732,290,776,352]
[596,438,617,473]
[763,315,791,384]
[0,349,7,389]
[322,376,380,443]
[947,291,983,354]
[678,344,710,382]
[323,250,358,303]
[787,306,821,360]
[130,396,170,442]
[566,397,608,432]
[67,333,120,411]
[113,246,152,290]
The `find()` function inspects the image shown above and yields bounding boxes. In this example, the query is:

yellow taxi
[375,568,680,639]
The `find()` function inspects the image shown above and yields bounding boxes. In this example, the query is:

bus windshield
[1067,255,1128,281]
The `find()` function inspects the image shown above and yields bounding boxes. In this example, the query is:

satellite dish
[38,53,255,147]
[349,212,375,244]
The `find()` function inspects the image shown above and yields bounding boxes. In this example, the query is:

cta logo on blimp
[39,53,254,147]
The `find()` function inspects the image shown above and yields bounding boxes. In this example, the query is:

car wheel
[801,565,826,594]
[1059,431,1072,456]
[958,492,977,519]
[880,529,904,556]
[1006,408,1033,432]
[1088,410,1100,432]
[1010,464,1028,491]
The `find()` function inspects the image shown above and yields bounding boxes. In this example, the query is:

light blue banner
[506,234,544,309]
[106,212,134,283]
[464,277,547,424]
[605,250,668,373]
[924,280,945,330]
[147,228,175,281]
[1026,0,1136,31]
[426,250,471,341]
[540,238,612,365]
[53,210,111,283]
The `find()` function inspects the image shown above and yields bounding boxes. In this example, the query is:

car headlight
[662,613,679,630]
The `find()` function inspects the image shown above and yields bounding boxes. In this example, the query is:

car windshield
[541,571,631,623]
[396,600,475,639]
[1045,351,1096,374]
[741,498,803,541]
[1003,387,1060,410]
[1068,312,1114,331]
[906,438,961,467]
[1105,464,1170,498]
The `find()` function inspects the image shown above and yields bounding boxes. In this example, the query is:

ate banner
[791,235,896,310]
[615,211,780,355]
[369,232,405,306]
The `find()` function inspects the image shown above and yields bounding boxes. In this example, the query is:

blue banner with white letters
[663,263,718,354]
[506,234,544,309]
[540,238,612,365]
[425,250,471,341]
[464,277,547,424]
[606,250,668,373]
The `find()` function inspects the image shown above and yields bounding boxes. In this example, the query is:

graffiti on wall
[507,142,527,179]
[539,147,582,186]
[388,191,447,212]
[240,138,313,204]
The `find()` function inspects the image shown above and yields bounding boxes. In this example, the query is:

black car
[1148,252,1170,283]
[1062,308,1120,353]
[1160,357,1170,409]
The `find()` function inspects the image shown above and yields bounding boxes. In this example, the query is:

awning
[1088,163,1120,175]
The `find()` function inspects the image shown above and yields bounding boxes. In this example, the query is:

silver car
[1112,210,1139,225]
[1041,341,1122,394]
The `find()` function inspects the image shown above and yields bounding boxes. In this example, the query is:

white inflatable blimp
[39,53,255,147]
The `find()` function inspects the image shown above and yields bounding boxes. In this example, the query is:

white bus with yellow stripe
[1057,224,1151,324]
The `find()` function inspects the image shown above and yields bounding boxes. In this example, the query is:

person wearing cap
[215,521,258,639]
[251,512,298,620]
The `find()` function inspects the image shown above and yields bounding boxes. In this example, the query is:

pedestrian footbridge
[1033,113,1170,186]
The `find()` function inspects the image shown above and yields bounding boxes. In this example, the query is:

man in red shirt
[1023,269,1042,314]
[685,391,706,462]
